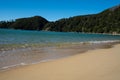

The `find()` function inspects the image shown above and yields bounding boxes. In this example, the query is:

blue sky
[0,0,120,21]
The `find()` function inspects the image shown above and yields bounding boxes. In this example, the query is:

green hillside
[44,4,120,33]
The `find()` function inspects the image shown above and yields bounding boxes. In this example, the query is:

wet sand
[0,42,114,70]
[0,44,120,80]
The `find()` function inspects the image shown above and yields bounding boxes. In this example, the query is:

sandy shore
[0,44,120,80]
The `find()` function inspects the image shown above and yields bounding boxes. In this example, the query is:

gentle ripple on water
[0,28,120,71]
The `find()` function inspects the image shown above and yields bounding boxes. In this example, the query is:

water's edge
[0,41,120,72]
[0,29,120,72]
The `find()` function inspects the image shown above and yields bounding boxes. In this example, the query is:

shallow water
[0,29,120,71]
[0,29,120,47]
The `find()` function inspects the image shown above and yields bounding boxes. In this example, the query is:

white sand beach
[0,44,120,80]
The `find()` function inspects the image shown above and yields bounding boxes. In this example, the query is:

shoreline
[1,28,120,35]
[80,32,120,36]
[0,43,120,80]
[0,41,120,72]
[1,39,120,51]
[0,41,120,71]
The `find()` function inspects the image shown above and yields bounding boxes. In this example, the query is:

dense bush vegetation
[0,16,48,30]
[44,5,120,33]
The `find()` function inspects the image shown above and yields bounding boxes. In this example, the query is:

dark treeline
[43,5,120,33]
[0,5,120,33]
[0,16,48,30]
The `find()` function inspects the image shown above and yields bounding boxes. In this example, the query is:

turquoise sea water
[0,28,120,71]
[0,29,120,45]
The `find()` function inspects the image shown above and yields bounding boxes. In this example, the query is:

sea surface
[0,29,120,71]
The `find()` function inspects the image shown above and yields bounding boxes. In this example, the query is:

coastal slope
[0,44,120,80]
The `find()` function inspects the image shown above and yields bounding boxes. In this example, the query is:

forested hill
[43,4,120,33]
[0,4,120,33]
[0,16,48,30]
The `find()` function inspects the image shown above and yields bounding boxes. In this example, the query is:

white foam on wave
[0,59,54,72]
[78,40,120,44]
[88,40,120,44]
[31,59,54,65]
[0,62,27,71]
[65,40,120,45]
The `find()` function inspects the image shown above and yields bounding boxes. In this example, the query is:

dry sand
[0,44,120,80]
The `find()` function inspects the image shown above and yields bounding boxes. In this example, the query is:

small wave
[0,58,57,72]
[0,59,54,72]
[88,40,120,44]
[61,40,120,45]
[77,40,120,44]
[0,63,27,71]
